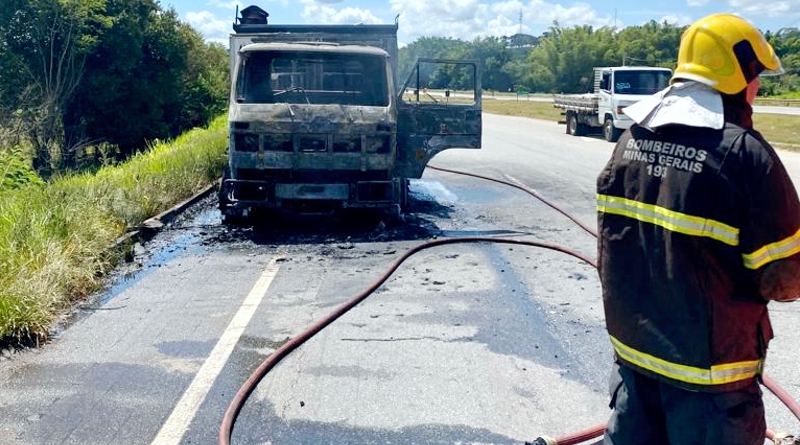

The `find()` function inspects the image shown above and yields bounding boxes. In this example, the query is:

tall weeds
[0,115,227,341]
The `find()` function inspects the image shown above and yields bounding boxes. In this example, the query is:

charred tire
[603,118,622,142]
[398,178,409,212]
[218,167,233,210]
[566,112,586,136]
[219,167,247,224]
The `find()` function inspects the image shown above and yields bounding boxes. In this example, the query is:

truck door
[396,58,482,179]
[597,69,613,120]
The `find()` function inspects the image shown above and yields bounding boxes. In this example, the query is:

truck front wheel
[603,119,622,142]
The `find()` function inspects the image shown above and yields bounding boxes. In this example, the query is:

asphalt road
[0,114,798,445]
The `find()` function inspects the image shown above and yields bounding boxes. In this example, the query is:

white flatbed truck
[553,66,672,142]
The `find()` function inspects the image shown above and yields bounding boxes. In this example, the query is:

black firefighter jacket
[597,110,800,392]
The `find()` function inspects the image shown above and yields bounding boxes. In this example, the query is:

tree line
[2,3,798,180]
[0,0,229,179]
[398,21,800,98]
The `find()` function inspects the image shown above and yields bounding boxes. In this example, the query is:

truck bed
[552,93,599,112]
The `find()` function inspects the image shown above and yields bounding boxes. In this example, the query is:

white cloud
[207,0,290,7]
[658,14,693,26]
[727,0,797,18]
[300,0,383,24]
[206,0,242,9]
[683,0,800,30]
[186,10,231,43]
[523,1,614,29]
[388,0,614,41]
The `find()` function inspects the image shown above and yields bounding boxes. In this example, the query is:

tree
[615,21,682,68]
[398,36,467,84]
[763,28,800,96]
[0,0,110,176]
[0,0,229,175]
[176,33,229,132]
[64,1,228,159]
[529,24,617,93]
[453,36,515,92]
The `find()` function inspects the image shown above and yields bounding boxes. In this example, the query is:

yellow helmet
[672,13,783,95]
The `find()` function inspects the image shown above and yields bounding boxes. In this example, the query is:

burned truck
[219,6,482,220]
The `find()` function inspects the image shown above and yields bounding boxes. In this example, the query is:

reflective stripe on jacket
[597,121,800,392]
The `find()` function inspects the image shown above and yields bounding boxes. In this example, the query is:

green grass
[753,113,800,150]
[482,97,563,121]
[0,115,227,342]
[482,97,800,151]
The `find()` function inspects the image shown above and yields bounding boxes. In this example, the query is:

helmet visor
[760,61,785,77]
[734,39,784,82]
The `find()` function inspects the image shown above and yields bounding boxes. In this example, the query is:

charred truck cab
[220,6,482,220]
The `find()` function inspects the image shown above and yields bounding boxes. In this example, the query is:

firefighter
[596,13,800,445]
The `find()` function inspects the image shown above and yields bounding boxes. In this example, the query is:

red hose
[763,374,800,421]
[428,165,598,237]
[219,237,598,445]
[551,423,606,445]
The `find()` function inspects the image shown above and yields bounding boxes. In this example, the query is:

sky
[162,0,800,46]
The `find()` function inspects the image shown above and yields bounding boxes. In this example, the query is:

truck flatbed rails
[552,93,598,112]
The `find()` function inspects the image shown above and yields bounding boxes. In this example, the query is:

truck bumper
[613,116,635,130]
[220,178,399,211]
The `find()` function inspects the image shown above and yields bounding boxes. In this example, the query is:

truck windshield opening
[237,51,390,106]
[613,70,671,95]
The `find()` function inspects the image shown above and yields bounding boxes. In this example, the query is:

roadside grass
[0,115,227,342]
[753,113,800,150]
[482,97,800,151]
[482,97,563,122]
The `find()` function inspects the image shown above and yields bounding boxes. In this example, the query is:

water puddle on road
[97,207,220,306]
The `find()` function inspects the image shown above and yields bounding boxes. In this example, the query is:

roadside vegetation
[0,116,227,343]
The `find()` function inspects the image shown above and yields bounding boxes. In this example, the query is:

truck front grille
[233,132,391,154]
[264,133,293,152]
[299,135,327,152]
[234,133,259,152]
[364,135,390,154]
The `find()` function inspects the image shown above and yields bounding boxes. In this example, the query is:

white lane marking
[150,256,284,445]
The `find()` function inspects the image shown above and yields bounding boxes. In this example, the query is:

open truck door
[396,59,482,179]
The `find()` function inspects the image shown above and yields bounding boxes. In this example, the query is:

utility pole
[519,9,523,35]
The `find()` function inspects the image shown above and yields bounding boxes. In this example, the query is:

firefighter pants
[603,361,766,445]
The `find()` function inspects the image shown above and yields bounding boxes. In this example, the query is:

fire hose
[219,165,800,445]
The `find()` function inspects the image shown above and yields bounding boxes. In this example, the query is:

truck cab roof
[239,42,390,57]
[233,23,398,35]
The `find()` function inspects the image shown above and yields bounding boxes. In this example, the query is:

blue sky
[161,0,800,45]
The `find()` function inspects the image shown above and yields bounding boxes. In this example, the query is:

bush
[0,147,45,190]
